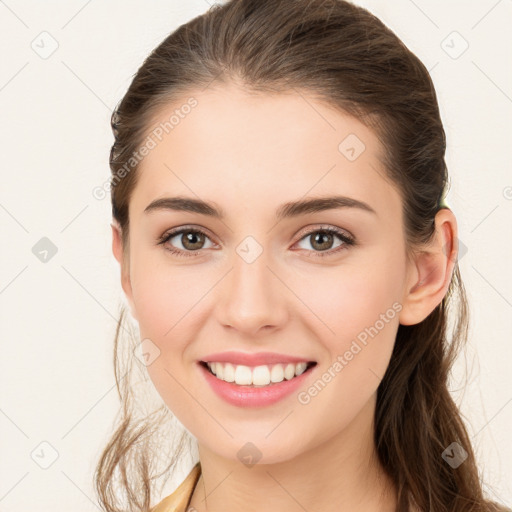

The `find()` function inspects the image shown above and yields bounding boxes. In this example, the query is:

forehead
[132,84,400,220]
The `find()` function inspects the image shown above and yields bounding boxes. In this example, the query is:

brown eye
[159,228,215,256]
[309,231,335,251]
[180,231,206,250]
[294,227,355,258]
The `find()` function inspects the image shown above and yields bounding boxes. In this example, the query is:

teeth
[206,361,310,386]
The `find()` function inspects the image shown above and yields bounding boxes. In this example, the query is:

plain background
[0,0,511,510]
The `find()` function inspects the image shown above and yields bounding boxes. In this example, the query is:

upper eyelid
[295,224,353,240]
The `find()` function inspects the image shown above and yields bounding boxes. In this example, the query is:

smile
[202,361,317,387]
[198,361,318,407]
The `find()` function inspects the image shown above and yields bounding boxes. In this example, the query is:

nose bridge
[217,240,288,335]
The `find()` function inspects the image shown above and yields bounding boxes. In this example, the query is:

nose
[216,249,289,337]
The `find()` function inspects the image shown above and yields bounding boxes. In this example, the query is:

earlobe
[399,208,458,326]
[111,221,138,321]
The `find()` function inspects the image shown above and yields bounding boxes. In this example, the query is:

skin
[112,82,458,512]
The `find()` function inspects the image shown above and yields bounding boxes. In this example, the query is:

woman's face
[113,83,419,464]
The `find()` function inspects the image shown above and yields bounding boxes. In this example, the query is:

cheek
[129,246,204,338]
[128,249,213,401]
[289,251,405,402]
[289,267,401,442]
[129,256,206,416]
[296,260,404,349]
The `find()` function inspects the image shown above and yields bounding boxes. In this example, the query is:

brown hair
[95,1,507,511]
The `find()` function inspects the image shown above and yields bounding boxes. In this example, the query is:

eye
[158,226,215,257]
[158,224,355,259]
[293,226,355,257]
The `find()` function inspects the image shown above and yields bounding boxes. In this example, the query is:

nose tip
[217,258,289,336]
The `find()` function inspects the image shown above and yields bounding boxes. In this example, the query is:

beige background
[0,0,510,510]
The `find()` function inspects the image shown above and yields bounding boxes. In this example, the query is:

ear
[111,220,138,321]
[399,208,459,326]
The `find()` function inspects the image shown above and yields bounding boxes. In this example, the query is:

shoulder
[151,462,201,512]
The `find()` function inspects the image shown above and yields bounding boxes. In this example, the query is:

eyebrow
[143,195,377,220]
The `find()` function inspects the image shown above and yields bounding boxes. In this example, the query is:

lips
[199,351,316,367]
[198,358,318,407]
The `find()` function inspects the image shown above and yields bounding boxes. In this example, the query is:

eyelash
[157,225,356,259]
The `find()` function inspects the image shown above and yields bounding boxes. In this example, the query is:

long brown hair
[94,1,507,511]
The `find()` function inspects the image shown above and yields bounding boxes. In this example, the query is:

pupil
[313,231,332,250]
[183,231,203,250]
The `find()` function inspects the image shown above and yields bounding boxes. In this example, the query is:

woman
[94,1,509,511]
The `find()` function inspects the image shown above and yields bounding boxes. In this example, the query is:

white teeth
[223,363,235,382]
[252,365,270,386]
[234,365,253,385]
[295,362,308,376]
[206,361,311,386]
[270,364,284,383]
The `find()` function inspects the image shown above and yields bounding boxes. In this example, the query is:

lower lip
[198,362,316,408]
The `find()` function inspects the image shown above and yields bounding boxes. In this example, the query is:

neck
[188,395,397,512]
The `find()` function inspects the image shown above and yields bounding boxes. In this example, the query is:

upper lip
[200,351,316,367]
